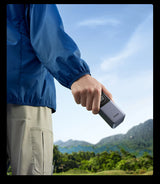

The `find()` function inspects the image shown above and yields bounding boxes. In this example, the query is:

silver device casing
[99,92,125,128]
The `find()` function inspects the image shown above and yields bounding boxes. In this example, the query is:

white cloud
[94,13,153,137]
[97,69,153,101]
[100,13,153,71]
[120,70,153,99]
[77,17,120,28]
[99,69,153,133]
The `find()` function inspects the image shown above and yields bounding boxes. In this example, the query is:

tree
[53,146,153,174]
[53,145,63,173]
[138,152,153,170]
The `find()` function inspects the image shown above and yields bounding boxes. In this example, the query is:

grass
[53,169,153,175]
[7,169,153,175]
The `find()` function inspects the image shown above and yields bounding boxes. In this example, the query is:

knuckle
[87,88,94,94]
[81,88,87,95]
[94,87,101,95]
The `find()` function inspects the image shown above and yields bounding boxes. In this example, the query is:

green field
[53,169,153,175]
[7,166,153,175]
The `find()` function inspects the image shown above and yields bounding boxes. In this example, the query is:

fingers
[91,88,101,114]
[71,75,113,115]
[72,87,101,114]
[86,89,94,111]
[73,91,81,104]
[81,90,87,107]
[86,88,101,114]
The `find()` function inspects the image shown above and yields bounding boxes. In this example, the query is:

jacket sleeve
[29,4,91,89]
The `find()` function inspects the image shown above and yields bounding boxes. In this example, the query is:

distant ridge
[55,119,153,156]
[55,139,93,147]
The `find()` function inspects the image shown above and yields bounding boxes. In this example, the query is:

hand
[71,74,113,114]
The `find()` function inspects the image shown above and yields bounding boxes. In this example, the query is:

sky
[52,4,153,144]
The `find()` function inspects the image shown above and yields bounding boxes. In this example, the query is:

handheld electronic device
[99,91,125,128]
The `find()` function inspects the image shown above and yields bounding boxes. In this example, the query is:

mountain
[55,139,93,147]
[55,119,153,156]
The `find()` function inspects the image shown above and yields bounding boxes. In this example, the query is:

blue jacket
[7,4,90,112]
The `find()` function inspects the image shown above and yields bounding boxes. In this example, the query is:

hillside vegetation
[52,119,153,175]
[53,145,153,175]
[55,119,153,156]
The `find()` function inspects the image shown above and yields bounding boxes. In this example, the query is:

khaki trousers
[7,104,53,175]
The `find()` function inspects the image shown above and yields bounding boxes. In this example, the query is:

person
[7,4,113,175]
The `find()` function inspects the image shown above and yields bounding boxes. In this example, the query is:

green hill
[55,119,153,156]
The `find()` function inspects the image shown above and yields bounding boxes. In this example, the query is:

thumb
[101,84,113,101]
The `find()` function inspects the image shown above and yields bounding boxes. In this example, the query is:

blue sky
[52,4,153,144]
